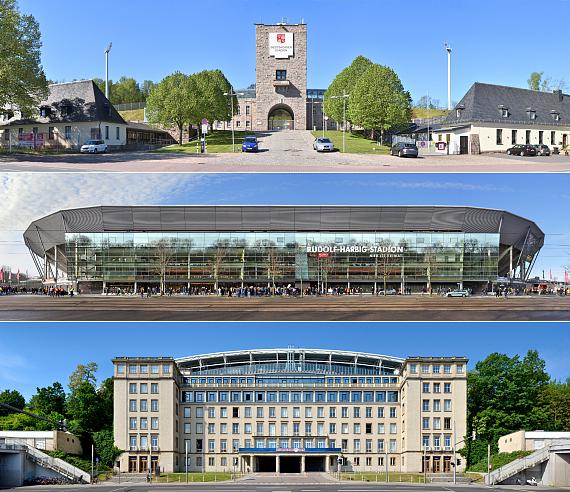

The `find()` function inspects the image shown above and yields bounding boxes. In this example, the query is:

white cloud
[334,179,514,193]
[0,173,212,273]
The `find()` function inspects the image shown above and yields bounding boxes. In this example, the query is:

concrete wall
[499,430,526,453]
[543,452,570,486]
[0,452,25,487]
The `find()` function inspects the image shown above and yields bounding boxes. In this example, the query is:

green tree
[323,56,374,124]
[0,0,49,113]
[93,429,123,468]
[0,389,25,415]
[69,362,98,392]
[463,350,550,466]
[190,69,236,132]
[111,76,143,104]
[141,80,155,100]
[528,72,543,91]
[66,381,104,437]
[348,64,412,140]
[147,72,199,144]
[29,382,66,416]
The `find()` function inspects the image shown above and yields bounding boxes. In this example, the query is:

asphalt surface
[1,131,570,172]
[0,295,568,321]
[3,482,565,492]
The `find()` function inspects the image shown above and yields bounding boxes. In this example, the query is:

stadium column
[301,455,305,473]
[276,455,280,473]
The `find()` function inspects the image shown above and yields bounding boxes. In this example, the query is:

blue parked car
[241,135,258,152]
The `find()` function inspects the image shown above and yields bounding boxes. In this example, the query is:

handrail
[8,438,90,483]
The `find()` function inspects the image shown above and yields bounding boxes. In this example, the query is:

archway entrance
[268,106,294,130]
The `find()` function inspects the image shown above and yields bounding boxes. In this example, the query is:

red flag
[565,270,569,284]
[0,269,3,282]
[16,269,20,281]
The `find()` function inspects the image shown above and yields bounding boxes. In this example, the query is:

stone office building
[216,22,335,132]
[113,349,468,475]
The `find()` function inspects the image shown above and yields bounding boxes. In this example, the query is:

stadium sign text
[306,245,405,254]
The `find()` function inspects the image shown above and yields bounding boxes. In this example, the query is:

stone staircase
[13,439,90,483]
[429,473,472,484]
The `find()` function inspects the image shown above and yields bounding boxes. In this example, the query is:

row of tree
[146,70,237,144]
[323,56,412,140]
[462,350,570,468]
[93,77,155,105]
[527,72,566,92]
[0,362,120,469]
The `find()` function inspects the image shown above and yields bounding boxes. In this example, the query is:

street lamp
[223,90,244,152]
[104,42,112,100]
[444,42,452,110]
[330,91,350,152]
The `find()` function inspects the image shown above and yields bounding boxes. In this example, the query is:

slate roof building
[0,80,175,150]
[436,82,570,154]
[24,205,544,294]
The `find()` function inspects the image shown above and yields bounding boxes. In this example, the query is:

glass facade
[65,231,500,286]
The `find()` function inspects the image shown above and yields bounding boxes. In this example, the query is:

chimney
[554,89,563,102]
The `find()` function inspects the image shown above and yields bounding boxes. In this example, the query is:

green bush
[468,451,533,472]
[44,450,109,474]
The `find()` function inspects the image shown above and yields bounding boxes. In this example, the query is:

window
[305,407,312,418]
[129,399,137,411]
[433,383,440,394]
[444,417,452,430]
[129,435,137,450]
[208,407,215,418]
[444,383,452,393]
[281,407,288,418]
[244,423,252,434]
[105,126,109,140]
[354,439,361,452]
[256,407,263,418]
[245,105,250,116]
[422,400,430,412]
[501,108,509,118]
[129,383,137,394]
[409,364,417,374]
[389,439,397,452]
[244,407,251,417]
[162,364,170,374]
[48,127,54,140]
[433,417,441,430]
[151,383,159,394]
[353,407,360,418]
[377,439,385,452]
[433,365,441,374]
[389,423,397,434]
[116,127,120,140]
[539,130,544,145]
[236,120,240,128]
[496,129,503,145]
[422,417,430,429]
[551,131,556,144]
[433,400,441,412]
[196,423,204,434]
[236,105,241,116]
[422,383,430,393]
[353,423,361,434]
[377,423,385,434]
[256,422,264,435]
[151,417,159,430]
[421,364,430,374]
[293,407,300,418]
[444,399,452,411]
[220,423,228,434]
[207,423,215,434]
[512,129,517,144]
[329,423,337,434]
[526,130,531,144]
[151,400,159,412]
[129,417,137,430]
[341,407,348,418]
[276,70,287,81]
[389,407,397,418]
[140,417,148,430]
[444,364,451,374]
[528,110,536,120]
[184,423,191,434]
[377,407,384,418]
[140,399,148,412]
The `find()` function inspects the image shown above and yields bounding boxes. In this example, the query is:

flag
[565,270,569,284]
[0,268,3,282]
[16,269,20,281]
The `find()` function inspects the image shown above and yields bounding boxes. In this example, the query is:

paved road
[1,131,570,172]
[5,483,564,492]
[0,295,568,321]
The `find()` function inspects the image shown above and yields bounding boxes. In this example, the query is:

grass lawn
[119,109,145,121]
[154,472,240,483]
[155,131,249,154]
[341,472,426,483]
[411,108,449,119]
[311,130,391,154]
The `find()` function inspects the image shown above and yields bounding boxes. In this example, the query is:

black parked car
[532,144,551,156]
[506,144,537,156]
[391,142,418,158]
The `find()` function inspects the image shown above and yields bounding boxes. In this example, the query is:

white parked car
[445,290,470,297]
[80,139,108,153]
[313,137,334,152]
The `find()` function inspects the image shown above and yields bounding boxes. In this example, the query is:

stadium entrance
[268,106,294,130]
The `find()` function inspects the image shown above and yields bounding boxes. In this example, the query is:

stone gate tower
[255,23,307,131]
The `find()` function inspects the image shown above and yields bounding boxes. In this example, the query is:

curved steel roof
[23,205,545,259]
[175,348,405,373]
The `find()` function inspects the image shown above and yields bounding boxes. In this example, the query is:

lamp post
[444,43,452,110]
[331,91,350,152]
[104,43,112,100]
[223,90,244,152]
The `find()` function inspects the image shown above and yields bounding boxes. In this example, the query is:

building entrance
[268,107,294,130]
[256,456,276,472]
[460,135,469,154]
[280,456,301,473]
[305,456,326,472]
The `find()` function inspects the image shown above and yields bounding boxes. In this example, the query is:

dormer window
[551,110,560,121]
[60,104,72,116]
[455,104,465,118]
[39,106,51,118]
[527,108,536,120]
[498,105,509,118]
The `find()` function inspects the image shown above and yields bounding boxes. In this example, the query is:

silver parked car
[445,290,470,298]
[80,139,108,153]
[391,142,418,158]
[313,137,334,152]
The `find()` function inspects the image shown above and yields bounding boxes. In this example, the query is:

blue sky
[0,322,569,400]
[19,0,570,105]
[1,173,569,279]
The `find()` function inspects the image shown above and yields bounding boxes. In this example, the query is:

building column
[134,281,137,293]
[276,455,280,473]
[54,245,58,284]
[301,455,305,473]
[325,455,330,472]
